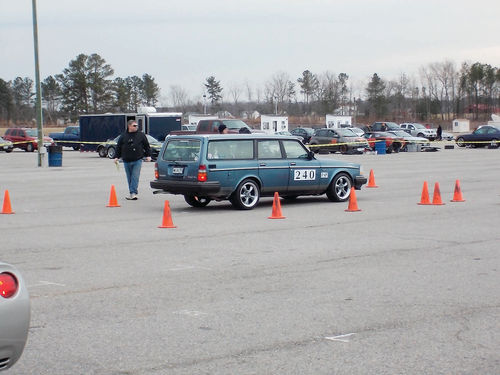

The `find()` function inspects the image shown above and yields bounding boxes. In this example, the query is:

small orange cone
[1,190,14,214]
[450,180,465,202]
[366,169,378,188]
[158,200,177,228]
[432,182,445,205]
[268,192,286,219]
[106,185,121,207]
[345,187,361,212]
[418,181,431,205]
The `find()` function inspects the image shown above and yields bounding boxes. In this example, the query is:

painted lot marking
[325,333,356,343]
[28,280,66,288]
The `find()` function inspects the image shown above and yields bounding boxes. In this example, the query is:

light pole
[203,94,207,114]
[32,0,44,167]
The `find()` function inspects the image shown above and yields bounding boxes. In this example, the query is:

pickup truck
[49,126,81,150]
[170,119,259,135]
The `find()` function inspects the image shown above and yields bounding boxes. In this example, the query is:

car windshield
[390,130,410,137]
[413,123,427,129]
[25,129,38,136]
[222,120,251,130]
[336,129,357,137]
[163,139,201,161]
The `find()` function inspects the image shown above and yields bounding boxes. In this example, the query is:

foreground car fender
[0,262,30,371]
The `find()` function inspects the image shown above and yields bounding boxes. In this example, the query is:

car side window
[282,140,309,159]
[257,140,282,159]
[208,140,254,160]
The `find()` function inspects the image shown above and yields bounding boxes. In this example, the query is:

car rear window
[207,140,254,160]
[163,139,201,161]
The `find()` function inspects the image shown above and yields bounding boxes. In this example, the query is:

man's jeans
[123,159,143,195]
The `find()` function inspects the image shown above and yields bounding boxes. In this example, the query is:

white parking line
[172,310,208,317]
[325,333,356,343]
[28,280,66,288]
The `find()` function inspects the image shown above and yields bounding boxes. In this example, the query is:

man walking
[114,120,151,200]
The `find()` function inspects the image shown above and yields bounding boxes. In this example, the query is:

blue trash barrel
[48,145,63,167]
[374,140,386,155]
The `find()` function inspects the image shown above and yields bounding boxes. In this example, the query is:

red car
[3,127,53,152]
[363,131,405,153]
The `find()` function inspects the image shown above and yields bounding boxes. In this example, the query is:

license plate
[172,167,184,174]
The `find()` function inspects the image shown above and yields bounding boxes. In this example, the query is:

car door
[282,139,321,194]
[257,139,288,194]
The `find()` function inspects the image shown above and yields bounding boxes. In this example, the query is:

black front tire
[456,137,465,147]
[326,172,352,202]
[107,146,116,159]
[26,143,34,152]
[230,179,260,210]
[97,146,107,157]
[184,195,211,208]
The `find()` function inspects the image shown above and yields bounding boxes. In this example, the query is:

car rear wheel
[107,146,116,159]
[326,172,352,202]
[456,137,465,147]
[230,179,260,210]
[339,144,348,154]
[26,143,34,152]
[97,146,107,157]
[184,195,211,207]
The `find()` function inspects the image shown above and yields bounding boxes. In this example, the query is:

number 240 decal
[294,169,316,180]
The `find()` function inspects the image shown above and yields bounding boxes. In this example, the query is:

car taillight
[197,164,207,182]
[154,162,159,179]
[0,272,18,299]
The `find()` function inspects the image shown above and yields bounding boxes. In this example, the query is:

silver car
[0,262,30,371]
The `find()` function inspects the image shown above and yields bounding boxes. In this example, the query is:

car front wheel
[326,172,352,202]
[26,143,34,152]
[230,179,260,210]
[184,195,211,207]
[107,146,116,159]
[456,137,465,147]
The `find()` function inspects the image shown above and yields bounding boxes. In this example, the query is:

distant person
[218,124,229,134]
[114,120,151,200]
[437,125,442,140]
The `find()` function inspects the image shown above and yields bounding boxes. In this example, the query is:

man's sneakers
[126,193,138,200]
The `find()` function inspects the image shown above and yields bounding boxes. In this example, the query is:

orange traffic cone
[432,182,445,205]
[268,192,286,219]
[158,200,177,228]
[106,185,121,207]
[418,181,431,205]
[1,190,14,214]
[345,187,361,212]
[450,180,465,202]
[366,169,378,188]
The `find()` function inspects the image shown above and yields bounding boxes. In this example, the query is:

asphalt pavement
[1,146,499,375]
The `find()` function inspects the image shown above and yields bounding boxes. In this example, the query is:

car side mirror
[307,150,315,159]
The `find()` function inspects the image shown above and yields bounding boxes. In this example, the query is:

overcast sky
[1,0,499,105]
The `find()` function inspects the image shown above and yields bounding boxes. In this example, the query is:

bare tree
[228,82,242,104]
[264,71,295,114]
[169,85,189,112]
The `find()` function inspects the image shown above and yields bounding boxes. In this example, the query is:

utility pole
[32,0,44,167]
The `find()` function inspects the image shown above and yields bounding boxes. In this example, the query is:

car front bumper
[354,175,368,189]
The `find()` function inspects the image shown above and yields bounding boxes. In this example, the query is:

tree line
[0,53,498,126]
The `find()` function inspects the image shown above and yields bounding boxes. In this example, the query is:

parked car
[309,128,369,154]
[369,121,401,132]
[363,131,405,153]
[290,127,315,144]
[150,134,367,209]
[97,134,163,159]
[386,130,430,150]
[455,125,500,148]
[347,127,365,137]
[0,136,14,153]
[0,262,30,371]
[3,128,53,152]
[440,131,454,141]
[275,131,304,142]
[400,123,437,140]
[181,124,197,131]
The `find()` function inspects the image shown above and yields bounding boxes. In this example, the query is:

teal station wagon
[150,134,367,209]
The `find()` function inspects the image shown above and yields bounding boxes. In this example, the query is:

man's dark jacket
[115,131,151,162]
